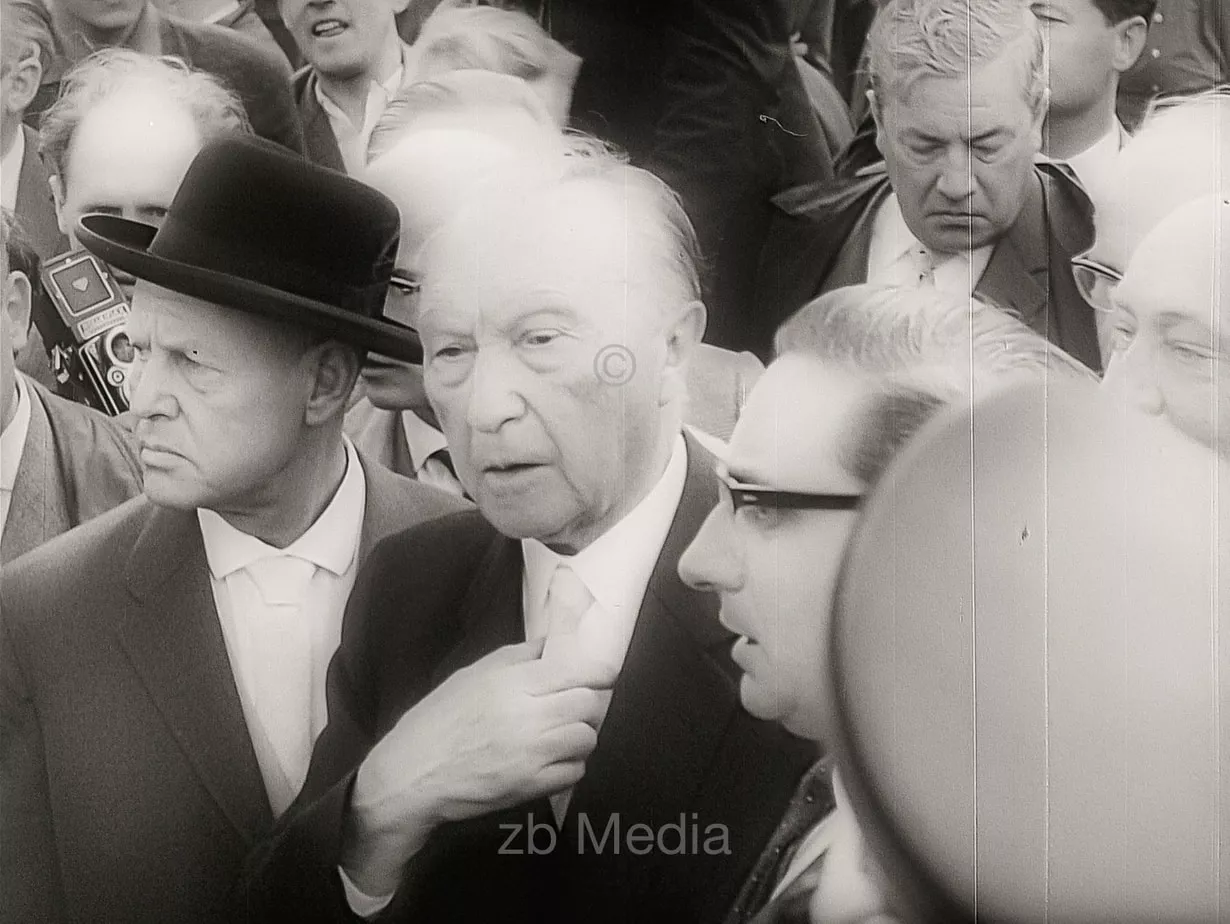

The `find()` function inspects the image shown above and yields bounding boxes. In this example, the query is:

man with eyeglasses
[240,131,813,924]
[1070,88,1229,364]
[678,283,1093,924]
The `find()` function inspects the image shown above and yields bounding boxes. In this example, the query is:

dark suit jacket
[292,68,345,173]
[1,376,141,564]
[239,434,815,924]
[13,124,67,262]
[0,455,465,924]
[755,162,1103,371]
[28,5,304,154]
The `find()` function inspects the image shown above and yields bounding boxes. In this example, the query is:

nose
[678,505,744,594]
[126,351,177,421]
[465,349,525,433]
[1103,343,1165,417]
[934,148,973,202]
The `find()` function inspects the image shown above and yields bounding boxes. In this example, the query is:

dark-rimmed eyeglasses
[388,270,421,297]
[1071,254,1123,315]
[717,470,862,513]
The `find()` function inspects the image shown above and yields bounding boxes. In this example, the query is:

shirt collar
[1064,121,1126,190]
[399,410,449,475]
[313,41,410,125]
[1,127,25,212]
[198,438,367,579]
[1,374,32,492]
[522,435,689,630]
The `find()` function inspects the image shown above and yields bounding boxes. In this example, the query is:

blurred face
[1031,0,1123,116]
[55,0,146,37]
[362,127,530,420]
[126,283,318,512]
[678,356,869,740]
[53,93,203,297]
[419,180,697,552]
[875,49,1044,254]
[1102,201,1230,459]
[279,0,404,81]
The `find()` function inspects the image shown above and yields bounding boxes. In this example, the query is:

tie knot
[543,564,594,638]
[243,555,317,607]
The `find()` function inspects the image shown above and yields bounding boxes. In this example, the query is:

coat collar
[117,449,420,844]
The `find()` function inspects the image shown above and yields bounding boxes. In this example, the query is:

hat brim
[77,214,423,364]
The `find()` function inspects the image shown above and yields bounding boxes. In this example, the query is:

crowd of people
[0,0,1226,922]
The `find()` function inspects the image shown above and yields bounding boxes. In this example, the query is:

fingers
[536,719,599,761]
[539,686,611,729]
[523,654,619,696]
[472,637,548,671]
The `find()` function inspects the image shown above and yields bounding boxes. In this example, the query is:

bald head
[1103,195,1230,458]
[1088,90,1230,272]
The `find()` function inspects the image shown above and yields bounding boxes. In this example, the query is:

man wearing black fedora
[0,135,466,924]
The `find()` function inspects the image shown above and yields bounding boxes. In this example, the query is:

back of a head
[866,0,1045,112]
[366,68,558,165]
[411,0,579,125]
[38,48,251,180]
[1091,87,1230,269]
[829,377,1228,922]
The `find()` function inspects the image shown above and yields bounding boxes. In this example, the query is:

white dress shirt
[314,44,409,175]
[1,127,26,212]
[0,374,32,538]
[1061,121,1126,206]
[198,439,366,816]
[401,410,465,497]
[341,435,691,916]
[866,193,994,296]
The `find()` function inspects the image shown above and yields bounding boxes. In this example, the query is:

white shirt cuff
[338,866,395,919]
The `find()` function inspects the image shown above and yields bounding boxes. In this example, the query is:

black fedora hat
[76,135,422,363]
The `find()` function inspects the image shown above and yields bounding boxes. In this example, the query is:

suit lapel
[974,173,1049,324]
[430,531,526,684]
[825,183,889,292]
[300,74,346,173]
[565,435,739,831]
[118,506,272,845]
[2,381,70,564]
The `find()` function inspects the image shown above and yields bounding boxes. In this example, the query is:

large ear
[49,173,70,239]
[5,271,33,356]
[1114,16,1149,73]
[659,299,706,408]
[868,90,888,160]
[303,339,363,427]
[3,49,42,116]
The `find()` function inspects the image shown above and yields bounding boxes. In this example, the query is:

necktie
[419,448,466,498]
[240,554,319,815]
[540,563,598,824]
[723,760,835,924]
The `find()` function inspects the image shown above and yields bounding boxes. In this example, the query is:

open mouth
[311,19,347,38]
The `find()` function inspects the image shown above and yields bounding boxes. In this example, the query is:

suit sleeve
[0,609,68,924]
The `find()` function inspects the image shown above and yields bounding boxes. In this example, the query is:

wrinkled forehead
[418,177,664,322]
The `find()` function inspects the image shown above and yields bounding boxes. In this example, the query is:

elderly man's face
[1102,199,1230,459]
[678,355,868,741]
[419,179,697,553]
[279,0,403,81]
[361,127,536,420]
[125,283,318,512]
[53,92,203,297]
[875,50,1044,254]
